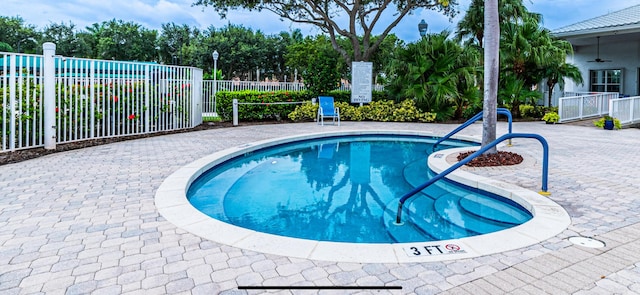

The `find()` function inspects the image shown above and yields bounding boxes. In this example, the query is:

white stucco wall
[567,38,640,96]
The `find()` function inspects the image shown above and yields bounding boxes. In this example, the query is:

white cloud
[4,0,640,41]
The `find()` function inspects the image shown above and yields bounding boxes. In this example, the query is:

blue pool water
[187,135,533,243]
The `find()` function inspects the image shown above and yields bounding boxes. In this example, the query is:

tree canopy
[193,0,457,66]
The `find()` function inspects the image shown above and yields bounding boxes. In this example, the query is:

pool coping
[154,130,571,263]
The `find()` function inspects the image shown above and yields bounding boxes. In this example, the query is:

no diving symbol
[445,244,461,252]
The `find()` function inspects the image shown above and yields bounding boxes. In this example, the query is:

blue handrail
[433,108,513,150]
[396,133,549,224]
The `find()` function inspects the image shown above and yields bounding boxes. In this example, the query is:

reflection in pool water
[187,135,532,243]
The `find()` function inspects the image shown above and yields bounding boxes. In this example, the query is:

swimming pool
[155,130,570,263]
[187,135,532,243]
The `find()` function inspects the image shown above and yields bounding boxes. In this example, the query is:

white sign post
[351,62,373,105]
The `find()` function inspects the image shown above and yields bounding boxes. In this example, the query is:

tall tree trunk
[482,0,499,154]
[547,80,555,107]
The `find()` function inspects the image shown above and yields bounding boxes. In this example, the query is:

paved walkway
[1,121,639,294]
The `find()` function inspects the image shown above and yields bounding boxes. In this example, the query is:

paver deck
[1,121,639,294]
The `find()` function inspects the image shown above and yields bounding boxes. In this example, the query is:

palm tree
[499,75,542,116]
[456,0,484,47]
[456,0,538,48]
[543,62,583,107]
[482,0,500,153]
[385,31,480,120]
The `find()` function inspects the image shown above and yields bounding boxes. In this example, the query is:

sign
[351,62,373,103]
[403,243,467,257]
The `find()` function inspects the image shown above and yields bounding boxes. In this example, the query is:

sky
[3,0,640,42]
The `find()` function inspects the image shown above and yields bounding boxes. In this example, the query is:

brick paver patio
[1,121,639,294]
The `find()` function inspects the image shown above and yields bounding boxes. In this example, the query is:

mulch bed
[457,150,524,167]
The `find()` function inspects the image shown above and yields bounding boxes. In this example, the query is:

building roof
[552,4,640,38]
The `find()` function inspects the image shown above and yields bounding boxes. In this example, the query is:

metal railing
[433,108,512,150]
[558,92,616,122]
[395,133,550,224]
[210,80,385,93]
[610,96,640,125]
[1,44,203,153]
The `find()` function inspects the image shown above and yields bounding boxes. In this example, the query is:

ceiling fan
[588,36,612,63]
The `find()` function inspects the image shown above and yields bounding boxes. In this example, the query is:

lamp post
[212,50,219,117]
[17,37,36,53]
[155,46,161,63]
[418,19,428,38]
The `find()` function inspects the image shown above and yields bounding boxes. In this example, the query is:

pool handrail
[396,133,549,224]
[433,108,513,150]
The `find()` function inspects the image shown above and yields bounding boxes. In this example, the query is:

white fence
[1,43,202,153]
[610,96,640,125]
[3,43,386,153]
[558,92,617,123]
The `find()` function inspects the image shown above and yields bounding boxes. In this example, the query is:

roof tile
[552,4,640,34]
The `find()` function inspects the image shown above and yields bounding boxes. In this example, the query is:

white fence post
[192,68,203,127]
[43,42,56,150]
[8,54,16,150]
[144,65,151,133]
[89,60,96,138]
[629,98,634,123]
[233,99,238,126]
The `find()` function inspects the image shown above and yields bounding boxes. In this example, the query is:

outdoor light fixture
[418,20,428,37]
[17,37,36,53]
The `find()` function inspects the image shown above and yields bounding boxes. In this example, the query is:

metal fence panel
[1,53,45,152]
[1,47,203,153]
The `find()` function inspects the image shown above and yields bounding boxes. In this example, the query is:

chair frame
[317,96,340,126]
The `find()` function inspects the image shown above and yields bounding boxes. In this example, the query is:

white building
[552,4,640,99]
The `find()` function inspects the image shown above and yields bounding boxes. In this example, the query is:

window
[590,69,621,93]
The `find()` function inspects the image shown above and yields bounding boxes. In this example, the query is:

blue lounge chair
[317,96,340,126]
[317,143,338,159]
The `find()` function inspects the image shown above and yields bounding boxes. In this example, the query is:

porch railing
[558,92,617,123]
[610,96,640,126]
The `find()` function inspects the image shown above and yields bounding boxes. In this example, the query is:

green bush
[541,111,560,123]
[287,102,317,121]
[519,104,550,119]
[215,90,389,121]
[519,105,535,118]
[593,115,622,130]
[216,90,312,121]
[335,102,365,121]
[288,99,436,123]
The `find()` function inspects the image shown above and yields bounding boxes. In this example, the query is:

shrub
[287,102,317,121]
[287,99,436,123]
[216,90,311,121]
[335,102,365,121]
[541,111,560,123]
[519,104,548,119]
[593,115,622,130]
[216,90,389,122]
